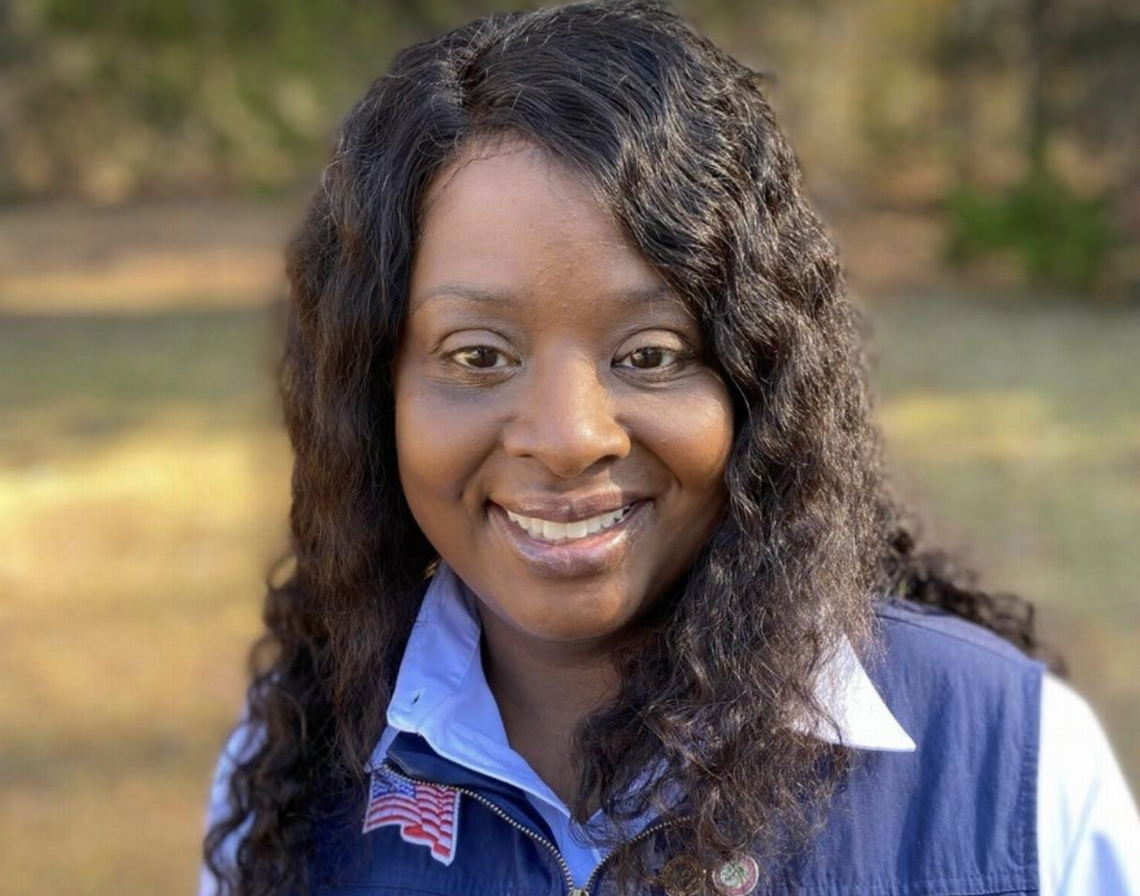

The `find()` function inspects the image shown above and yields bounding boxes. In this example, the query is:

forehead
[409,139,678,317]
[419,136,609,242]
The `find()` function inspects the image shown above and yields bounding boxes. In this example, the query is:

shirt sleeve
[1038,673,1140,895]
[197,709,265,896]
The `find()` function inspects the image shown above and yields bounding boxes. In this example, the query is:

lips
[487,498,652,579]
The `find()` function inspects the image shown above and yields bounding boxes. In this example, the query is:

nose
[502,352,631,478]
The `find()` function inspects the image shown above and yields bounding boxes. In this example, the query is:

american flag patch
[363,767,461,865]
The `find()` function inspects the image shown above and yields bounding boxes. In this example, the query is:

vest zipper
[380,762,578,893]
[380,761,688,896]
[578,814,686,896]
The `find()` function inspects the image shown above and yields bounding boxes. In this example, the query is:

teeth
[505,504,634,543]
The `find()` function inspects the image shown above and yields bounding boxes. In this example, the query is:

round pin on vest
[711,854,759,896]
[657,853,706,896]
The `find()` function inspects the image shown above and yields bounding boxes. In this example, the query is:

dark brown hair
[203,2,1062,893]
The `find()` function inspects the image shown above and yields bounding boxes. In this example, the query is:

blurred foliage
[946,171,1115,293]
[0,0,541,199]
[0,0,1137,292]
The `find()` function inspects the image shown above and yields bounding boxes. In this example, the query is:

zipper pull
[568,890,590,896]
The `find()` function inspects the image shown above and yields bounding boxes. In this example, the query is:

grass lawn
[1,279,1137,893]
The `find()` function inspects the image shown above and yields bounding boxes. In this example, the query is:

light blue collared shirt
[201,561,1140,894]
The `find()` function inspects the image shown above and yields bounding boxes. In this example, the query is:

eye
[615,345,691,371]
[449,345,512,370]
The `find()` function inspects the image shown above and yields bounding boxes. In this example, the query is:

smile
[504,505,634,542]
[487,499,651,578]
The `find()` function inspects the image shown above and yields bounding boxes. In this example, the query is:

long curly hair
[203,2,1064,894]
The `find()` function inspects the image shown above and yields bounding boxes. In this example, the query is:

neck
[476,604,621,805]
[479,606,620,721]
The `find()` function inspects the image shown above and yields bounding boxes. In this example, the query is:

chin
[502,597,639,645]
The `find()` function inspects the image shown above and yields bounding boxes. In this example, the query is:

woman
[201,2,1140,894]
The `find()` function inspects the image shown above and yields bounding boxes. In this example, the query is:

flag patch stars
[363,767,461,865]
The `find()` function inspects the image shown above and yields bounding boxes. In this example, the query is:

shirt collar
[368,561,915,793]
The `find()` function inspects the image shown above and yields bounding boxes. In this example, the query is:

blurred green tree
[939,0,1137,296]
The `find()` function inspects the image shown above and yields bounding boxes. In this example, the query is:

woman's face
[394,140,733,646]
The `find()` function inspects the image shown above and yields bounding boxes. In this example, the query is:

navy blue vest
[308,598,1043,895]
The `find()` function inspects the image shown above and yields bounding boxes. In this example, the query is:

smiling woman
[396,142,732,640]
[200,2,1140,896]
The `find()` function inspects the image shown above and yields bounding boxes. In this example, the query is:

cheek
[642,381,734,498]
[640,391,733,594]
[394,376,497,521]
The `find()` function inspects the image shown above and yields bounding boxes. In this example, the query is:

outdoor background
[1,0,1137,893]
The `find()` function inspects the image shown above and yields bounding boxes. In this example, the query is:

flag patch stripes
[363,767,461,865]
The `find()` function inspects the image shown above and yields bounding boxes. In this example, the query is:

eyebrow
[410,282,683,313]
